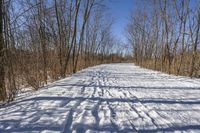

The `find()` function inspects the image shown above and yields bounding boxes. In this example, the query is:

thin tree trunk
[189,8,200,77]
[73,0,94,73]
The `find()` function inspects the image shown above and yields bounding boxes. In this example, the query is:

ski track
[1,63,200,133]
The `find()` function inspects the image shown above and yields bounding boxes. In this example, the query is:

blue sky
[104,0,135,42]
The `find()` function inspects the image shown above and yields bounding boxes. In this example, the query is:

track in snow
[1,63,200,133]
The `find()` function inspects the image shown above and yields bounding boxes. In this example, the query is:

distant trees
[127,0,200,77]
[0,0,126,102]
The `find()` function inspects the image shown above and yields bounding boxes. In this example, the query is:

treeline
[127,0,200,77]
[0,0,125,102]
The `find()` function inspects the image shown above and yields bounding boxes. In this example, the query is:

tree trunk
[189,9,200,77]
[0,0,6,101]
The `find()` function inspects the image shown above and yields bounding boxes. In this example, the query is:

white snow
[1,63,200,133]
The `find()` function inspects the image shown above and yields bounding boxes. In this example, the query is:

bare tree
[0,0,125,102]
[126,0,200,77]
[73,0,94,73]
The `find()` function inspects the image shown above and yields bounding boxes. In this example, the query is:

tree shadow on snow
[1,95,200,132]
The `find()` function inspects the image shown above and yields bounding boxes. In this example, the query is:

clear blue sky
[104,0,135,42]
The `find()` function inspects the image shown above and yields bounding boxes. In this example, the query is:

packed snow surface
[1,63,200,133]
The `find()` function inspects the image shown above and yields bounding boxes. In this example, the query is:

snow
[1,63,200,133]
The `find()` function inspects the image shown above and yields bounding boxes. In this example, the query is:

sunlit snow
[1,64,200,133]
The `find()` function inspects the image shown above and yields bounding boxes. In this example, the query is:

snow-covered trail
[1,63,200,133]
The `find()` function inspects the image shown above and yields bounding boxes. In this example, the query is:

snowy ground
[1,63,200,133]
